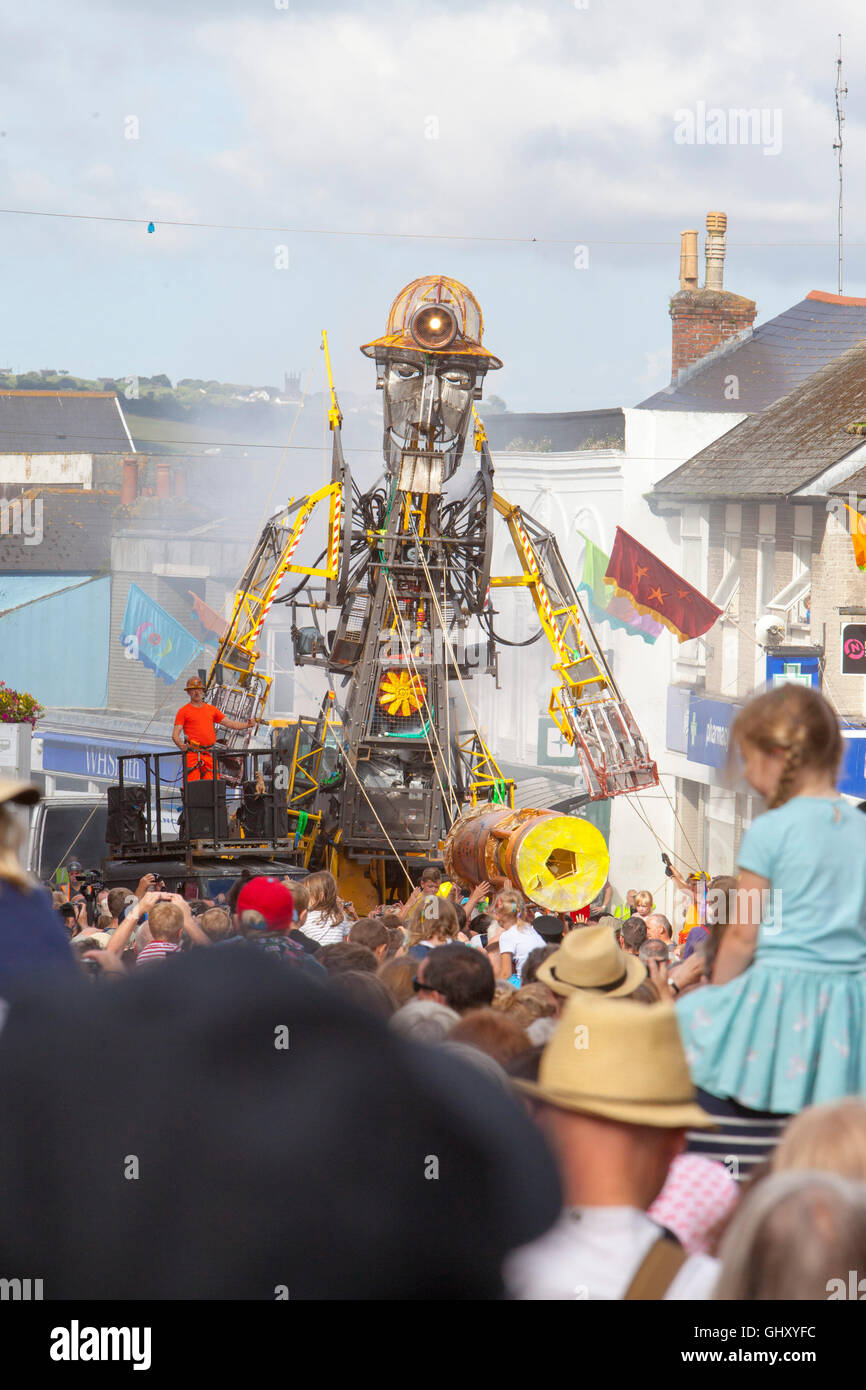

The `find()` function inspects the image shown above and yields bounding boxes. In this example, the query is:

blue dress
[676,797,866,1114]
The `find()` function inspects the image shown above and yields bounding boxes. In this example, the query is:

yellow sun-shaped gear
[378,670,427,718]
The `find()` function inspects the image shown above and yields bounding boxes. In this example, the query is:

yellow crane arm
[210,480,343,685]
[491,490,614,704]
[489,490,657,799]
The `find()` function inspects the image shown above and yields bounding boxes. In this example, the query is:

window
[681,506,707,583]
[758,504,776,536]
[712,533,741,616]
[768,569,811,624]
[757,537,776,613]
[724,504,742,534]
[678,507,708,668]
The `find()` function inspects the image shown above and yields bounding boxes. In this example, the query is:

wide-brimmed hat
[184,677,205,692]
[537,925,646,999]
[0,779,40,808]
[514,992,714,1130]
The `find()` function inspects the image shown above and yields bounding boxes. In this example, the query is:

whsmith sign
[40,734,179,785]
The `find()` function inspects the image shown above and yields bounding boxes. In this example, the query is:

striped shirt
[686,1089,789,1182]
[136,941,183,967]
[301,909,349,948]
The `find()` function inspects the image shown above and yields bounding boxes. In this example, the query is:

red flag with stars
[603,527,722,643]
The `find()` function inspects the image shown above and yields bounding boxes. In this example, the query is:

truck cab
[27,793,107,887]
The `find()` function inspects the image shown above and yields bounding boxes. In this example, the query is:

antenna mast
[834,34,848,295]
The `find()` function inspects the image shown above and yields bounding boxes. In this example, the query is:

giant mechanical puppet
[199,276,658,910]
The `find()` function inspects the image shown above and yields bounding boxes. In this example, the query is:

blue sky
[1,0,865,414]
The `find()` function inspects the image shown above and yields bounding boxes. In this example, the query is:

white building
[474,214,866,909]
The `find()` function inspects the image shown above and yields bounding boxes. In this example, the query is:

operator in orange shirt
[172,677,256,782]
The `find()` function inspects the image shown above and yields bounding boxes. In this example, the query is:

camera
[75,869,103,889]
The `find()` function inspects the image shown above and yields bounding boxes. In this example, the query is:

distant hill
[0,368,385,472]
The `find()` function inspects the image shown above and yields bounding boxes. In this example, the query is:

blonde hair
[634,890,653,914]
[290,880,309,915]
[148,901,184,942]
[0,806,30,891]
[493,888,524,922]
[771,1098,866,1182]
[303,871,341,925]
[199,907,232,942]
[732,685,843,809]
[406,895,459,945]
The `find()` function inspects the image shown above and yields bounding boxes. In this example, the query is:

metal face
[383,353,479,478]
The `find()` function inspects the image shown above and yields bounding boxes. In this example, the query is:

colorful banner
[578,533,662,644]
[189,590,228,640]
[118,582,202,685]
[844,505,866,571]
[604,527,722,644]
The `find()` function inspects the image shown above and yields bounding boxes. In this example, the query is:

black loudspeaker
[184,782,228,840]
[106,785,147,847]
[239,782,289,840]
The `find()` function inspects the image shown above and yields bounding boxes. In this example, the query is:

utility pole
[834,34,848,295]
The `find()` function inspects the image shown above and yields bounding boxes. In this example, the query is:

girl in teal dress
[676,685,866,1115]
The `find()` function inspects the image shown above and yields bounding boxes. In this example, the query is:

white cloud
[193,0,866,241]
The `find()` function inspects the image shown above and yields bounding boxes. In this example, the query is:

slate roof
[638,292,866,414]
[483,408,624,452]
[653,337,866,500]
[0,490,119,572]
[0,391,134,454]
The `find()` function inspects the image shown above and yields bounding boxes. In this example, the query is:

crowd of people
[0,682,865,1300]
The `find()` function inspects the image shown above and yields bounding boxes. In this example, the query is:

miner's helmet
[185,677,205,693]
[360,275,502,368]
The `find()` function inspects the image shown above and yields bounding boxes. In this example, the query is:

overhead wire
[1,203,865,250]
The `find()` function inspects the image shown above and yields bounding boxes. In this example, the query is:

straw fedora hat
[537,924,646,999]
[515,992,714,1129]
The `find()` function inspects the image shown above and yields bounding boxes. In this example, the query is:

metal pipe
[679,230,699,290]
[705,211,727,291]
[443,803,609,912]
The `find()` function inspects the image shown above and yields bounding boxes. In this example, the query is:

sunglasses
[412,977,437,993]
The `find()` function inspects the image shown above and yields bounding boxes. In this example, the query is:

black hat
[533,914,565,944]
[0,949,560,1298]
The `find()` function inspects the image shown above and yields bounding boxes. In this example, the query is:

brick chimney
[121,456,139,506]
[669,213,756,381]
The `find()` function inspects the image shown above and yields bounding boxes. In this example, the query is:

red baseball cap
[236,878,295,932]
